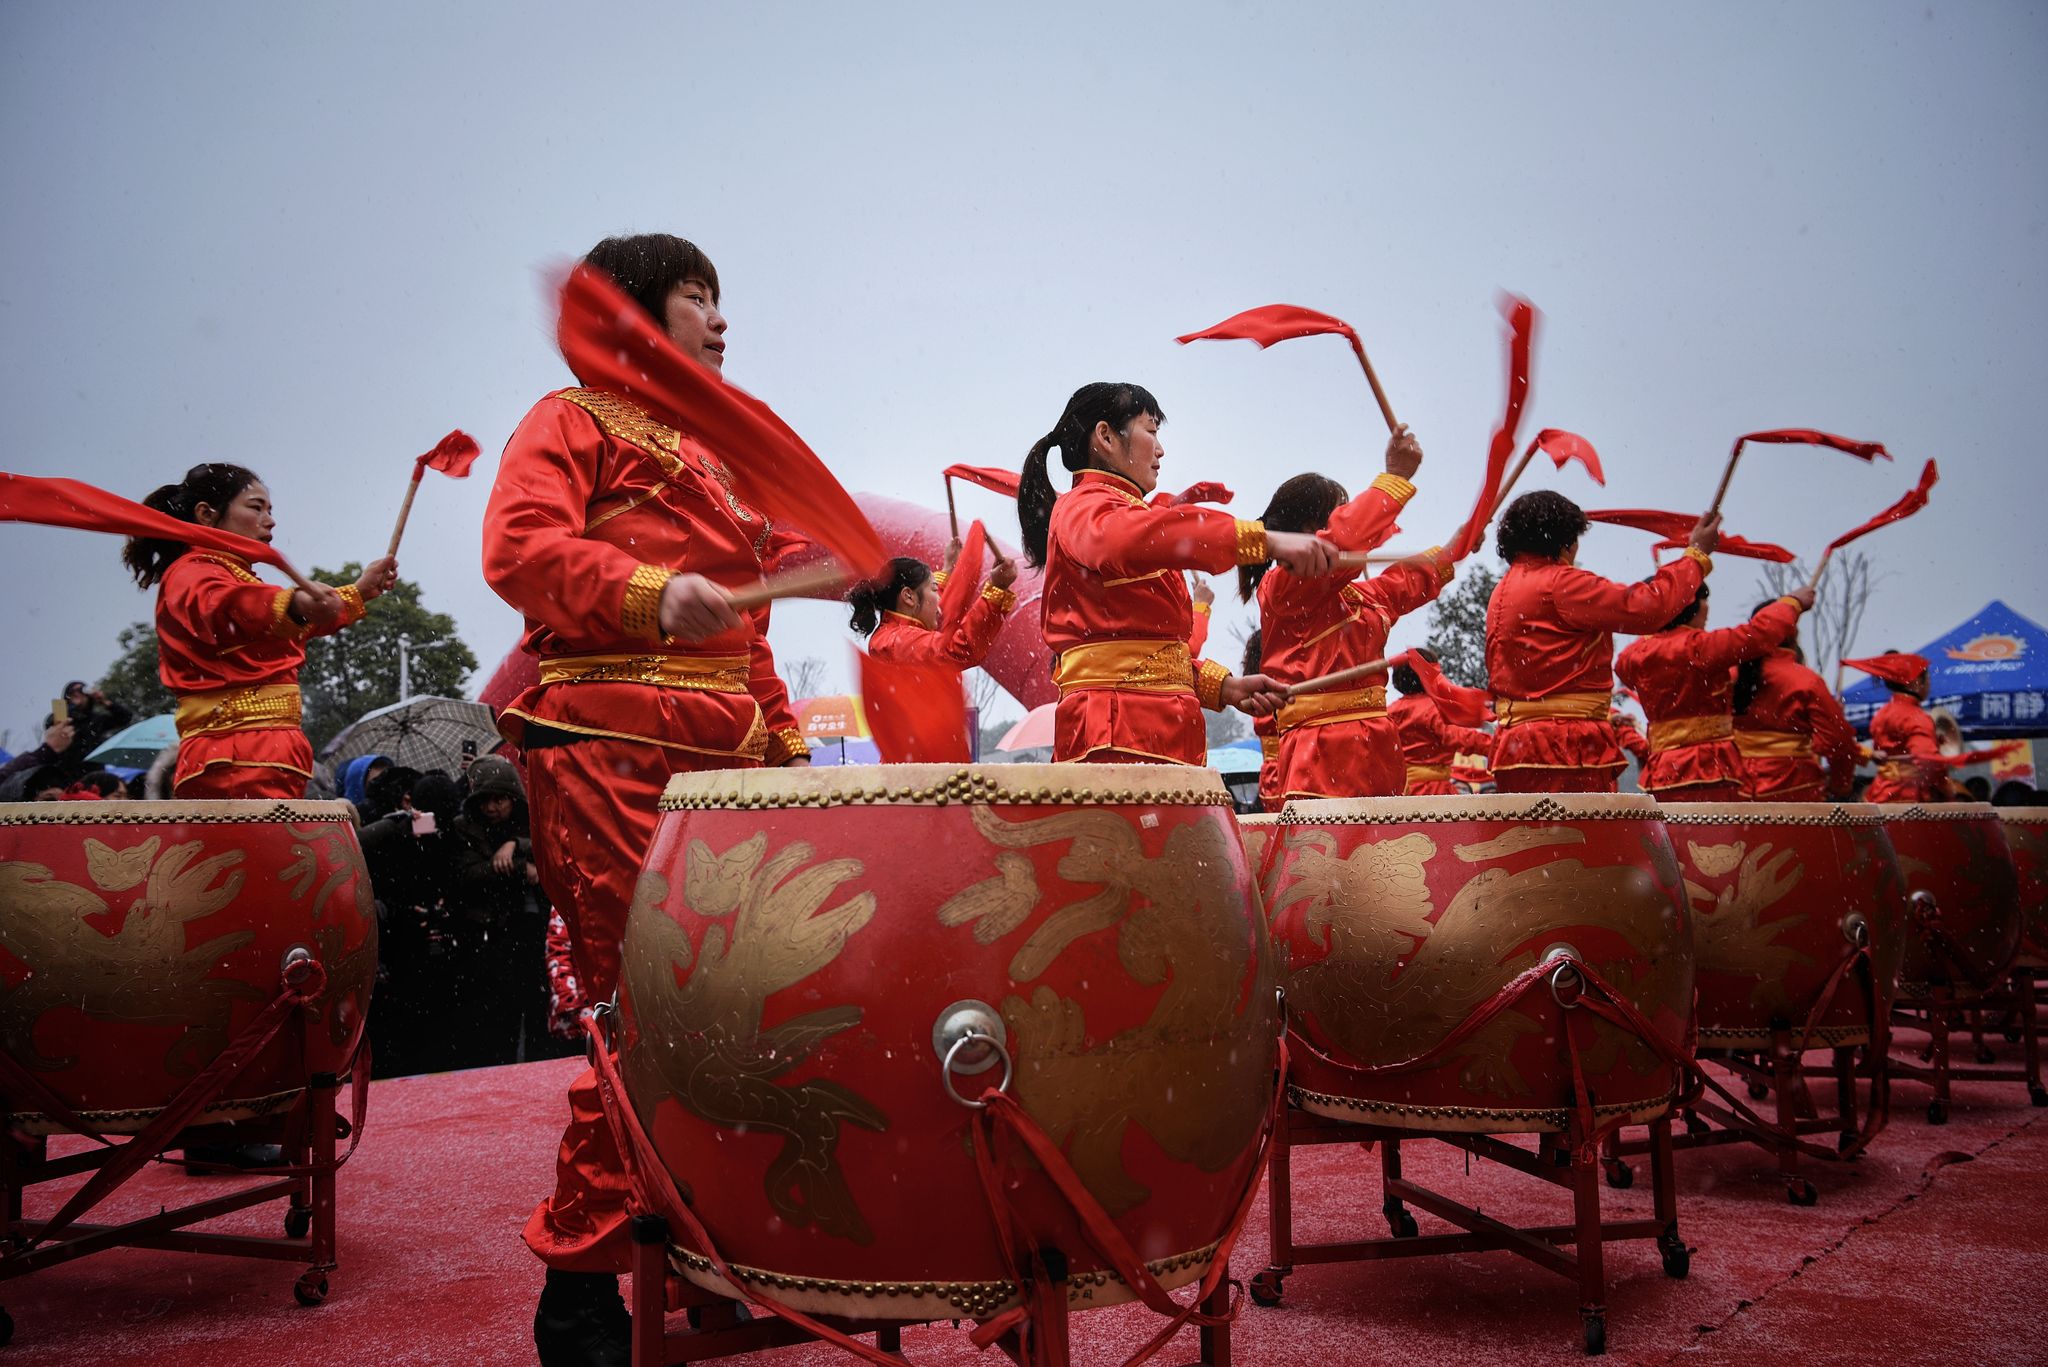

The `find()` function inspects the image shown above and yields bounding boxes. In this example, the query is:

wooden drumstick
[1704,439,1746,519]
[1334,549,1430,573]
[1804,550,1832,594]
[1346,334,1400,435]
[387,471,424,558]
[944,476,959,540]
[725,563,851,611]
[1286,655,1395,700]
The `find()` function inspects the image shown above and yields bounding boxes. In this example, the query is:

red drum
[1265,794,1693,1133]
[1997,809,2048,969]
[1238,813,1281,910]
[1880,804,2021,995]
[618,764,1279,1320]
[0,800,375,1136]
[1660,803,1907,1050]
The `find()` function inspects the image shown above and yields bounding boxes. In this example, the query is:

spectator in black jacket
[446,756,560,1067]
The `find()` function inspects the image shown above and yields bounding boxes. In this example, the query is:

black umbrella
[323,696,501,775]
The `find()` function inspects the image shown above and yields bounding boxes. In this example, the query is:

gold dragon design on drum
[1679,838,1814,1013]
[934,805,1278,1216]
[621,834,891,1245]
[1269,821,1687,1101]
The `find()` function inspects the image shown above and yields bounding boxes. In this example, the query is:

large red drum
[617,764,1279,1320]
[1997,808,2048,969]
[1880,803,2021,995]
[1239,812,1281,909]
[1264,793,1693,1133]
[0,800,376,1136]
[1660,803,1907,1050]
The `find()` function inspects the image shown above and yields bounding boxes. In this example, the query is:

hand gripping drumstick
[724,563,852,612]
[1286,653,1399,700]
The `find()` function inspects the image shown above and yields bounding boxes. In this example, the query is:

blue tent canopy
[1840,600,2048,738]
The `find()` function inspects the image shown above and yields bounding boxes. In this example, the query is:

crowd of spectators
[0,682,139,800]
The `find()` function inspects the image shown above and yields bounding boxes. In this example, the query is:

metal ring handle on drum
[1544,947,1586,1010]
[586,997,619,1066]
[941,1031,1013,1110]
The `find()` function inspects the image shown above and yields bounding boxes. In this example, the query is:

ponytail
[1018,381,1165,568]
[1240,472,1347,602]
[121,463,261,588]
[1733,599,1795,715]
[1241,627,1263,678]
[847,557,933,635]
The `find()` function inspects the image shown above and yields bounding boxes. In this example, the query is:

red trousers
[173,728,312,799]
[521,735,758,1274]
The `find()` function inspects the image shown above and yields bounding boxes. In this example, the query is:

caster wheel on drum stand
[1927,1099,1949,1126]
[1582,1312,1607,1356]
[293,1271,328,1307]
[2005,1025,2023,1044]
[2029,1085,2047,1108]
[1787,1179,1818,1207]
[1603,1158,1634,1190]
[1249,1268,1288,1307]
[0,1305,12,1346]
[1976,1044,1997,1065]
[1747,1080,1770,1101]
[1684,1110,1711,1137]
[1838,1131,1859,1155]
[1383,1203,1419,1238]
[284,1203,312,1239]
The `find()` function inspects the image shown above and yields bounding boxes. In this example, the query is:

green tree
[299,563,477,748]
[98,622,178,719]
[1424,563,1499,688]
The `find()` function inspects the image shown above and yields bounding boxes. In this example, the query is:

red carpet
[8,1046,2045,1366]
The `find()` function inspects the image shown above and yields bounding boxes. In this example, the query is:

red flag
[415,430,481,479]
[1940,740,2025,769]
[1843,653,1929,688]
[938,519,987,632]
[1590,508,1797,563]
[1176,303,1359,350]
[944,464,1021,499]
[858,648,970,763]
[1445,295,1538,561]
[1407,651,1493,728]
[1826,459,1938,553]
[557,264,885,578]
[1527,428,1605,486]
[1,472,292,571]
[1732,428,1891,463]
[1152,481,1235,508]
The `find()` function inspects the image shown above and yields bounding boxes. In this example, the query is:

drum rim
[1872,802,2003,823]
[659,762,1233,811]
[1275,792,1660,825]
[1996,808,2048,826]
[0,799,358,827]
[1657,801,1887,827]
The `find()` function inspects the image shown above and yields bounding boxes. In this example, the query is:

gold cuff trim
[1491,691,1611,727]
[336,584,366,624]
[1682,546,1713,575]
[1235,519,1268,566]
[1054,639,1195,697]
[1370,472,1417,504]
[765,726,811,765]
[1647,714,1735,751]
[1276,685,1387,733]
[1192,600,1212,616]
[1195,658,1230,712]
[537,652,751,692]
[176,684,303,738]
[267,588,308,641]
[1735,730,1816,759]
[982,584,1017,612]
[931,569,950,588]
[621,563,672,641]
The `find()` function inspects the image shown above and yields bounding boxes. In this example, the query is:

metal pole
[398,636,411,703]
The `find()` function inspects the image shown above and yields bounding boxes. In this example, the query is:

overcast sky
[3,2,2043,746]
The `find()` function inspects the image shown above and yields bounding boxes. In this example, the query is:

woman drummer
[1241,435,1454,799]
[122,464,397,799]
[848,541,1019,668]
[1732,607,1860,801]
[1483,491,1719,793]
[1390,647,1495,797]
[1018,381,1334,764]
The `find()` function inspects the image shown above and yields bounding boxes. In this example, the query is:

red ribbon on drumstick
[385,429,481,557]
[1177,302,1401,433]
[1805,459,1938,590]
[1443,295,1539,561]
[1586,508,1797,562]
[556,263,886,602]
[1705,427,1891,519]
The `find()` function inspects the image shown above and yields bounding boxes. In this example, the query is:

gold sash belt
[176,684,303,738]
[1275,686,1387,734]
[1647,714,1735,752]
[1735,730,1816,760]
[1406,763,1453,784]
[1878,757,1935,780]
[539,652,750,693]
[1053,639,1194,697]
[1491,691,1610,728]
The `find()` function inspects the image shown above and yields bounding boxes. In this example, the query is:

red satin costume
[1484,549,1709,793]
[867,584,1015,669]
[1734,649,1861,801]
[1040,470,1261,765]
[1865,692,1945,804]
[483,387,806,1275]
[156,552,367,797]
[1611,710,1651,766]
[1614,597,1801,801]
[1391,692,1494,797]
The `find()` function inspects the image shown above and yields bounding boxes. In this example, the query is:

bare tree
[1748,552,1878,690]
[964,667,1004,716]
[784,655,828,701]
